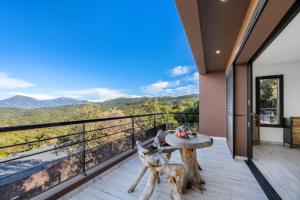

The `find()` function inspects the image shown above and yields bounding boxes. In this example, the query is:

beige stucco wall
[199,71,226,137]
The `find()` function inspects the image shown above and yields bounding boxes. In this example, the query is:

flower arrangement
[175,126,197,139]
[175,126,188,138]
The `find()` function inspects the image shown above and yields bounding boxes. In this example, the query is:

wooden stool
[128,130,179,193]
[134,140,186,200]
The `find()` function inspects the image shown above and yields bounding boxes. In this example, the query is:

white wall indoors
[253,62,300,143]
[253,12,300,143]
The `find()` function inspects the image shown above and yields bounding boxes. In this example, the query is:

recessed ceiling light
[216,50,221,54]
[220,0,227,2]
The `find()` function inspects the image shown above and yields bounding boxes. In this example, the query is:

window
[256,75,283,127]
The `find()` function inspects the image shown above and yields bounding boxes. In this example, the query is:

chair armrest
[160,146,180,153]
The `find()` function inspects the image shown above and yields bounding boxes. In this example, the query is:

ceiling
[176,0,251,74]
[198,0,250,72]
[254,12,300,66]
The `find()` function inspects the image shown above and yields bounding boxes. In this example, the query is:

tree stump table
[166,133,213,192]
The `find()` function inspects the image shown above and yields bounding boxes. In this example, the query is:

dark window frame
[255,75,284,127]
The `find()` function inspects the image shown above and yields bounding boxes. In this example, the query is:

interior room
[252,11,300,200]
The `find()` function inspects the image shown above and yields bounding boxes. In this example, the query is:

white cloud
[142,79,197,96]
[170,65,192,77]
[185,72,199,82]
[144,81,170,92]
[10,92,56,100]
[164,85,198,96]
[128,95,142,98]
[59,88,129,102]
[0,72,34,89]
[141,80,180,94]
[3,87,138,101]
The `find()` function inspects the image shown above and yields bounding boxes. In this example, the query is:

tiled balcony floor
[253,143,300,200]
[65,138,266,200]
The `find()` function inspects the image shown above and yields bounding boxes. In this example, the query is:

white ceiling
[254,12,300,66]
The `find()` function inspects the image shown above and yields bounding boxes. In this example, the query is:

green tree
[260,79,277,109]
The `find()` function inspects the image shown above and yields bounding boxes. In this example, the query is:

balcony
[63,138,266,200]
[0,113,266,200]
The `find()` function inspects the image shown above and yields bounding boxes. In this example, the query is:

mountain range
[0,94,198,109]
[0,95,87,109]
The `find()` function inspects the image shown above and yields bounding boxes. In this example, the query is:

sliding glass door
[226,67,234,154]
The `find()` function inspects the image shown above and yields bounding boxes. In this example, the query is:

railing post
[153,114,157,136]
[164,113,168,131]
[82,123,87,176]
[131,117,135,149]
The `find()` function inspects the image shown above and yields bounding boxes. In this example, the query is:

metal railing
[259,108,279,124]
[0,112,198,200]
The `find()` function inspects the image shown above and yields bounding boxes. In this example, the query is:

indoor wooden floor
[253,143,300,200]
[64,138,266,200]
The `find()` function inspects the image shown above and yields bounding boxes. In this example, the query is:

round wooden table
[165,133,213,192]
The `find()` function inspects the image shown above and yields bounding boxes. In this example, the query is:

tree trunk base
[181,148,205,192]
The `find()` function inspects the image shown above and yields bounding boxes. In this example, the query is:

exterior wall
[199,71,225,137]
[253,61,300,143]
[234,64,248,157]
[233,0,295,157]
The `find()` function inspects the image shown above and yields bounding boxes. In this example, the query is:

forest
[0,94,199,158]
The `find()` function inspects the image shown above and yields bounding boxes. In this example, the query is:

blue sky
[0,0,198,101]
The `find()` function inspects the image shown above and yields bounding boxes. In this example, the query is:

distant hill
[100,94,199,109]
[0,95,87,109]
[0,94,199,127]
[0,94,198,109]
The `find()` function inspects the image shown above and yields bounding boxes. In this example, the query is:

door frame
[247,62,253,159]
[246,1,300,160]
[244,3,300,199]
